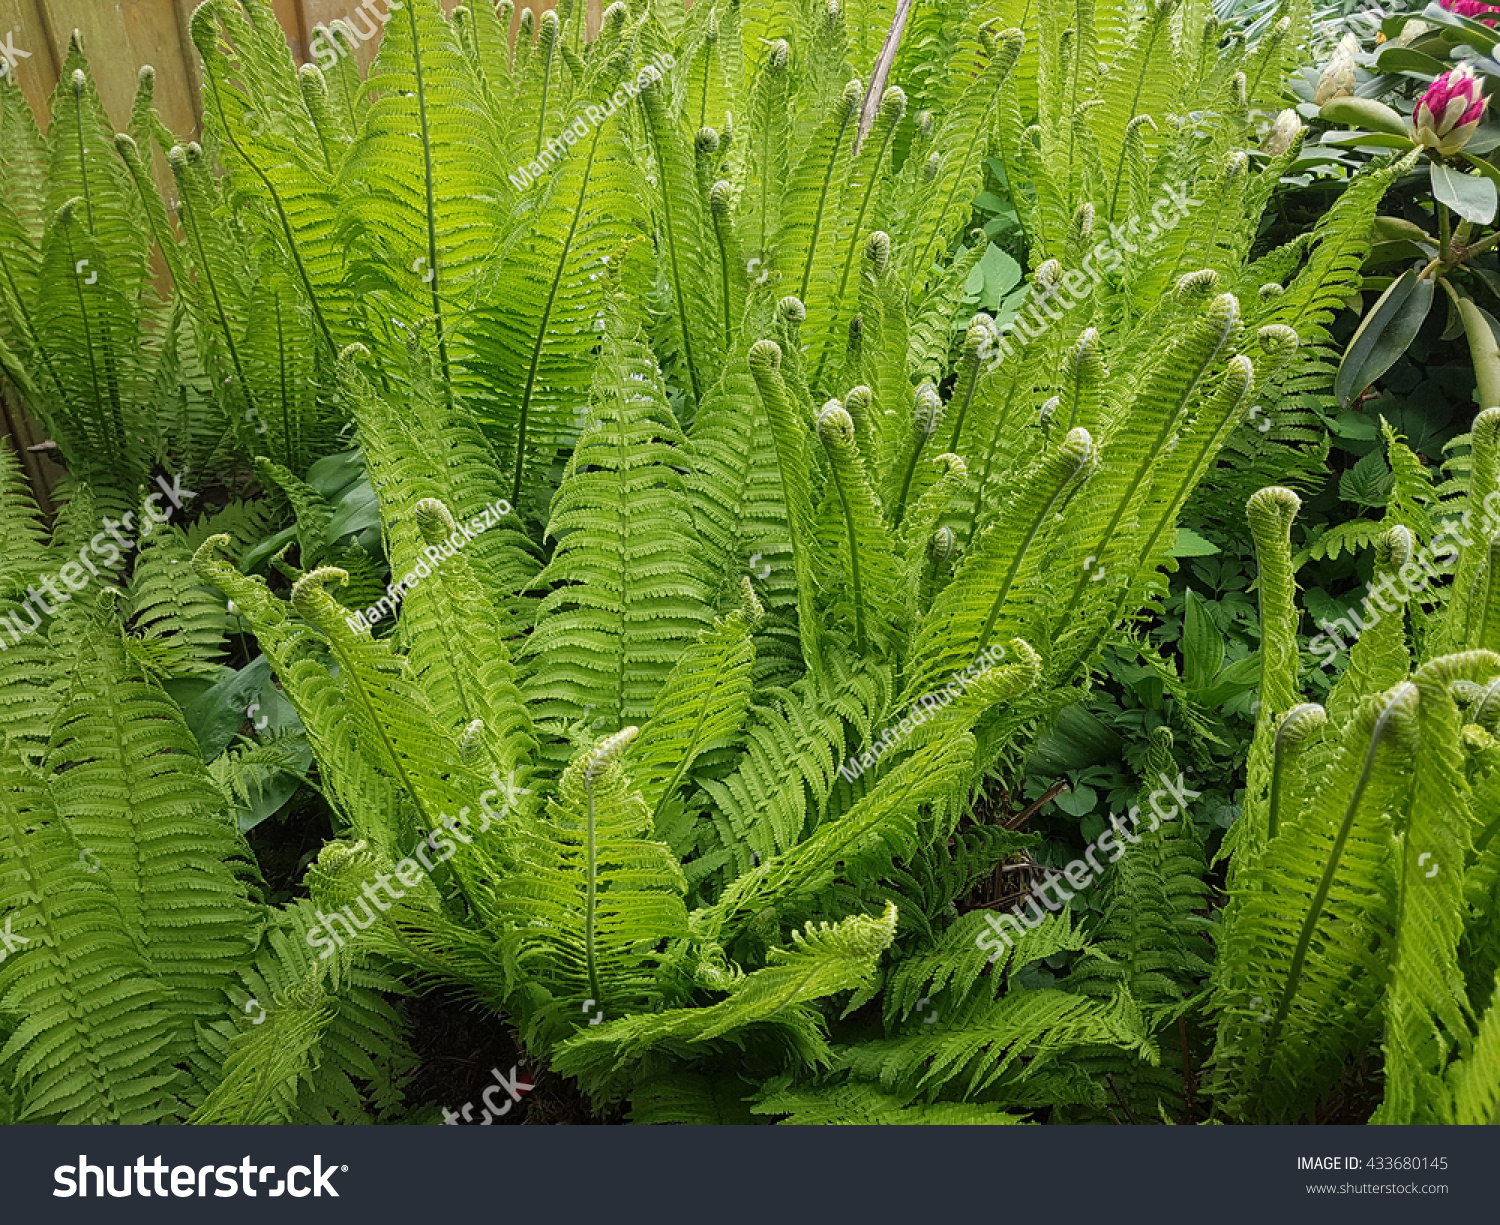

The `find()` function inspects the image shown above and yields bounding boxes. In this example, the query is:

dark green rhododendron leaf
[1432,162,1498,225]
[1335,267,1435,407]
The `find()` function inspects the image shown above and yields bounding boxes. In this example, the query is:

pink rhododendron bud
[1412,64,1487,155]
[1443,0,1500,27]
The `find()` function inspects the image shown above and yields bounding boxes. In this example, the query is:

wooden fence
[0,1,580,137]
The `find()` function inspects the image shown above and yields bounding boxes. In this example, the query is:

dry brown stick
[1106,1074,1139,1126]
[1004,778,1070,830]
[854,0,913,154]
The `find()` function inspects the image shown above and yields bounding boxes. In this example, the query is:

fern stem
[796,98,860,304]
[1059,303,1235,626]
[60,224,125,467]
[72,85,96,237]
[534,15,556,159]
[814,101,903,391]
[276,292,294,468]
[403,1,453,399]
[1255,690,1407,1087]
[1105,19,1166,224]
[119,140,183,289]
[583,774,602,1009]
[699,45,711,131]
[649,659,728,831]
[177,163,263,451]
[945,347,983,455]
[612,397,630,718]
[823,424,868,652]
[0,805,125,1122]
[1267,737,1291,844]
[892,448,923,531]
[894,385,941,531]
[948,380,980,455]
[512,120,608,503]
[976,437,1089,649]
[642,91,705,406]
[963,380,1022,553]
[0,242,65,408]
[202,71,338,358]
[904,32,1022,289]
[710,191,735,348]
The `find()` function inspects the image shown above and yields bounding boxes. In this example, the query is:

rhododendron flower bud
[1444,0,1500,27]
[1412,64,1487,155]
[1313,34,1359,107]
[1261,108,1303,157]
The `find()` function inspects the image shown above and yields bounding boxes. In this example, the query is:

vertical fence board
[0,0,61,125]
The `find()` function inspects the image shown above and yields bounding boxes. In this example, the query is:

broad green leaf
[1053,783,1098,817]
[240,524,299,576]
[1371,216,1436,246]
[306,449,366,499]
[965,243,1022,312]
[1319,96,1414,140]
[1028,707,1125,774]
[1199,653,1263,707]
[1463,151,1500,192]
[324,480,382,541]
[1432,162,1498,224]
[1183,589,1225,692]
[1320,130,1424,150]
[1172,526,1221,557]
[1375,46,1449,76]
[1339,448,1395,508]
[183,656,273,760]
[1335,268,1436,407]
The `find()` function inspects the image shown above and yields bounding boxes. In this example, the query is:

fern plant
[0,512,415,1123]
[1209,410,1500,1123]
